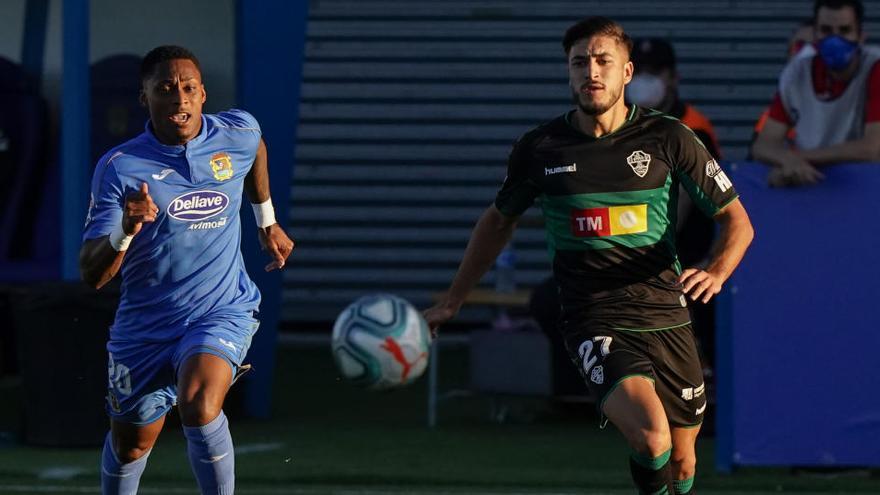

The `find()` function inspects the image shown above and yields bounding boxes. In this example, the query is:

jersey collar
[564,104,639,140]
[143,115,210,154]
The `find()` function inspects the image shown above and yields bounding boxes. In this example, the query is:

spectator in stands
[751,0,880,187]
[750,18,816,149]
[627,38,722,160]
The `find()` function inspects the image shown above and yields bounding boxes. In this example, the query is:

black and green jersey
[494,105,739,331]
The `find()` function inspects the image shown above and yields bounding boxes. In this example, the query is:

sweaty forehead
[570,35,627,58]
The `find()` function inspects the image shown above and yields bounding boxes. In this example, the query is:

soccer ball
[331,294,431,390]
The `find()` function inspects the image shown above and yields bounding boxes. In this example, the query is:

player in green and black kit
[425,17,754,495]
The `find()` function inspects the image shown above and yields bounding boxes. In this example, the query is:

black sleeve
[668,122,739,217]
[493,136,541,217]
[691,129,720,160]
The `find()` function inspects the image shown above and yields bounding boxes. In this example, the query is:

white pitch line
[0,487,609,495]
[0,486,597,495]
[0,485,844,495]
[0,487,99,494]
[30,443,282,486]
[36,467,89,480]
[235,442,285,454]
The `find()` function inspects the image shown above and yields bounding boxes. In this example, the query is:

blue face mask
[817,34,860,71]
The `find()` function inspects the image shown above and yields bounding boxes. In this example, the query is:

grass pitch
[0,340,876,494]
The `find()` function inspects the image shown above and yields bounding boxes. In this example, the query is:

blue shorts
[105,313,259,425]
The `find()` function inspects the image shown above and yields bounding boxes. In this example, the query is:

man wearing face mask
[751,0,880,187]
[628,38,722,160]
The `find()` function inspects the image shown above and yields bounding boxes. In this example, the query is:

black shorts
[562,323,706,427]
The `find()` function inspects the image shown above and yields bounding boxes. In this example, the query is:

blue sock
[183,411,235,495]
[101,431,150,495]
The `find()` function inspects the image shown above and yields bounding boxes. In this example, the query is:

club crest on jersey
[705,159,733,192]
[210,152,234,181]
[590,365,604,384]
[626,150,651,177]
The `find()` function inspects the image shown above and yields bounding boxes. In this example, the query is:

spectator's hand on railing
[769,154,825,187]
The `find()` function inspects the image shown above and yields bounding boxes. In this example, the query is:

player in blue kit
[79,45,295,494]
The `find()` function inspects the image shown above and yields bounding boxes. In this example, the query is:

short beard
[571,88,617,116]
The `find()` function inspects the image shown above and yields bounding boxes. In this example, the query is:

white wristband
[252,198,277,229]
[109,224,134,252]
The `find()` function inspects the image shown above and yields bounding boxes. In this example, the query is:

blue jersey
[84,110,262,342]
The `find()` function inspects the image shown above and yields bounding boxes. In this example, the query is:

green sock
[629,449,673,495]
[674,476,695,494]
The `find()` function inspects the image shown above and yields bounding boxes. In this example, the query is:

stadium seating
[0,56,50,276]
[90,54,148,168]
[286,0,880,324]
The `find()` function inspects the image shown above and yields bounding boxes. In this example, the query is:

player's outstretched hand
[123,182,159,236]
[679,268,723,304]
[423,303,457,338]
[258,223,295,272]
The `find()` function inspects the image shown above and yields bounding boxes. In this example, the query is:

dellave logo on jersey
[168,191,230,222]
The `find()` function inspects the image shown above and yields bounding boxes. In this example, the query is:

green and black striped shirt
[495,105,739,332]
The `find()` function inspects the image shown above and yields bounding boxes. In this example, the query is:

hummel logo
[151,168,175,180]
[219,338,237,352]
[545,163,577,175]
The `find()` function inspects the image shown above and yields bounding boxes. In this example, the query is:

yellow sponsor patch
[571,204,648,237]
[608,204,648,235]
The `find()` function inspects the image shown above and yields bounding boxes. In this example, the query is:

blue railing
[716,161,880,470]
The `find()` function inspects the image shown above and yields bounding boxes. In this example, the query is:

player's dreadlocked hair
[140,45,202,82]
[562,17,633,58]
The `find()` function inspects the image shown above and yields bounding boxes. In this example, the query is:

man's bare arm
[751,119,824,186]
[798,122,880,165]
[244,138,270,204]
[424,204,518,331]
[80,236,126,289]
[680,199,754,303]
[244,138,295,271]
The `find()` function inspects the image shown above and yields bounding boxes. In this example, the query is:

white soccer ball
[331,294,431,390]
